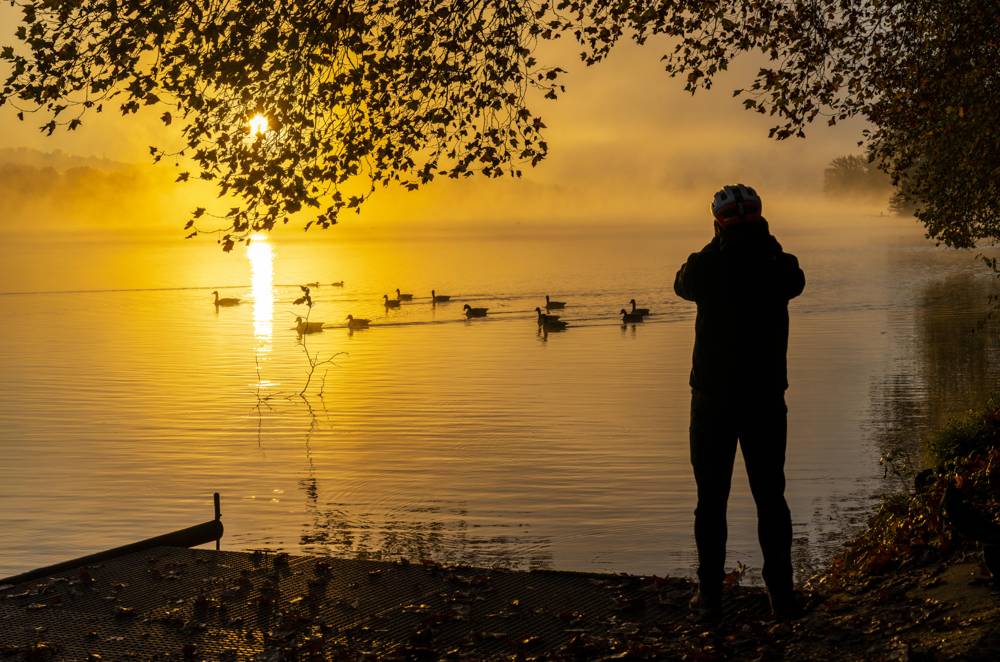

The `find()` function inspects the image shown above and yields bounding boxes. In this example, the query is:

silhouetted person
[674,184,805,620]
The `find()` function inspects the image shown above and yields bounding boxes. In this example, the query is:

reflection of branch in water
[299,398,320,509]
[251,352,276,411]
[296,376,335,510]
[301,476,319,507]
[270,341,552,568]
[245,290,346,446]
[317,368,331,398]
[250,396,267,449]
[292,300,347,398]
[250,352,277,448]
[296,488,554,570]
[299,393,330,471]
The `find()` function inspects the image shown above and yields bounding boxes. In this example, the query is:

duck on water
[538,311,569,331]
[345,315,370,330]
[620,309,644,324]
[629,299,651,316]
[295,316,324,334]
[463,304,488,318]
[213,291,240,307]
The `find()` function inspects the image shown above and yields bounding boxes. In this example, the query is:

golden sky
[0,7,868,235]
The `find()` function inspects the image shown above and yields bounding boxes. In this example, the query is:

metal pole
[213,492,222,551]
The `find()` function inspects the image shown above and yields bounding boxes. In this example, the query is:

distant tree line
[0,160,178,232]
[823,154,916,215]
[823,155,891,199]
[0,162,141,202]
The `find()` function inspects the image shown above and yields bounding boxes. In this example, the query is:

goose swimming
[463,304,488,318]
[431,289,451,303]
[295,316,324,334]
[212,291,241,307]
[545,294,566,310]
[395,288,414,301]
[383,294,401,308]
[534,307,560,325]
[629,299,651,316]
[540,315,568,331]
[620,308,644,324]
[345,314,370,330]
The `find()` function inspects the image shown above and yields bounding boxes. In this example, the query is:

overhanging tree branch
[2,1,997,249]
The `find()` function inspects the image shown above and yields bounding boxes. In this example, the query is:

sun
[246,233,273,342]
[248,113,269,136]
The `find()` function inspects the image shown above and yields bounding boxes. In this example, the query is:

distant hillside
[0,147,129,172]
[0,148,201,235]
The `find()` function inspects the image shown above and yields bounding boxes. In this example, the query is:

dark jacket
[673,220,805,396]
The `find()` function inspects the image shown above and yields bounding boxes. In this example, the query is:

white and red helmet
[711,184,763,228]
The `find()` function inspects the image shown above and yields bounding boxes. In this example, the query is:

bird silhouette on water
[345,315,370,330]
[629,299,651,316]
[295,316,324,334]
[545,294,566,310]
[463,304,488,318]
[620,308,644,324]
[213,291,241,307]
[534,307,558,324]
[534,307,567,330]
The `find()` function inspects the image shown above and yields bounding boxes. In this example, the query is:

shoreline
[2,510,996,658]
[1,545,994,659]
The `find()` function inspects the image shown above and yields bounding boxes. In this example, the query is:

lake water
[2,214,999,581]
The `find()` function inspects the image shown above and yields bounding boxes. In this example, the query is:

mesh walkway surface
[0,546,767,659]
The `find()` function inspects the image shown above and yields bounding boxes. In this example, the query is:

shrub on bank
[820,403,1000,588]
[928,398,1000,464]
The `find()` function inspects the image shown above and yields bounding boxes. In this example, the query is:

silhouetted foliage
[1,1,997,249]
[293,285,313,308]
[823,155,891,200]
[889,178,919,217]
[825,406,1000,588]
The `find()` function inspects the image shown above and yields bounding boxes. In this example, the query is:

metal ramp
[1,546,770,659]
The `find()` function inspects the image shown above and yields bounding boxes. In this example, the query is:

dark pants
[689,390,793,596]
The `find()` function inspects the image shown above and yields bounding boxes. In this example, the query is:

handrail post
[213,492,221,551]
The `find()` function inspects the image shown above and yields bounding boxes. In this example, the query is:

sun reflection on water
[246,233,274,346]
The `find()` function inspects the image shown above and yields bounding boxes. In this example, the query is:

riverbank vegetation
[822,401,1000,590]
[783,401,1000,660]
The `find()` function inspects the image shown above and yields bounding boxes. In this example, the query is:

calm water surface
[1,217,999,580]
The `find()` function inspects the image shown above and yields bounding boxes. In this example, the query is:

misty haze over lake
[2,210,998,581]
